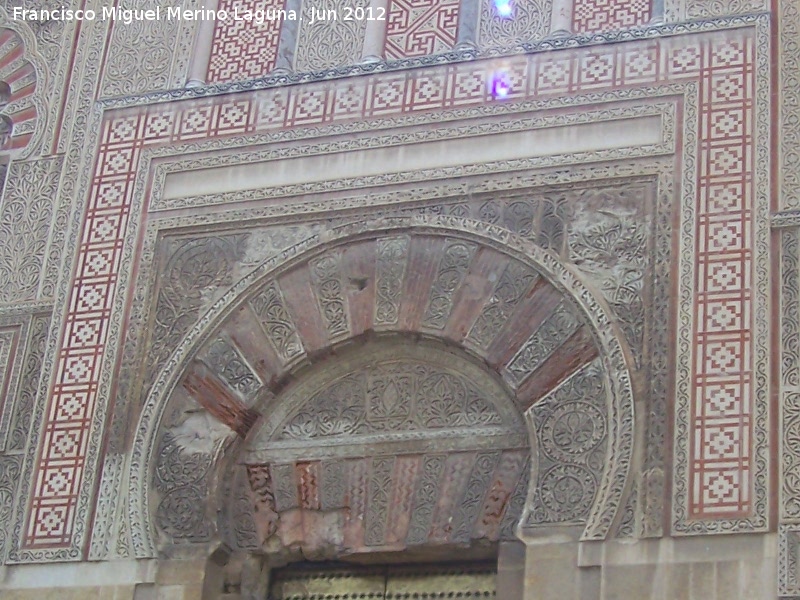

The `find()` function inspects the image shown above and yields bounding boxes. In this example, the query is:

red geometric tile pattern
[690,36,755,517]
[384,0,460,59]
[572,0,651,34]
[24,29,756,548]
[206,0,285,84]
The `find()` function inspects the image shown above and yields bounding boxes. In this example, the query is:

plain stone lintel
[162,113,665,202]
[577,533,778,568]
[0,559,158,589]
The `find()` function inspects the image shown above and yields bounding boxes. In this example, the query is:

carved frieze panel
[152,388,232,546]
[100,0,198,97]
[467,260,539,351]
[374,236,410,327]
[505,301,582,387]
[294,0,369,71]
[0,158,63,303]
[309,251,351,342]
[249,281,305,365]
[198,336,262,401]
[0,327,18,437]
[0,325,21,453]
[6,314,48,453]
[568,186,652,368]
[479,0,551,49]
[230,450,531,555]
[218,464,261,551]
[273,351,518,444]
[146,233,251,390]
[365,456,395,546]
[781,0,800,210]
[153,431,214,543]
[0,455,21,562]
[686,0,768,18]
[782,229,800,521]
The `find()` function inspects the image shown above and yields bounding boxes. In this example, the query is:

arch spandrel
[130,217,635,558]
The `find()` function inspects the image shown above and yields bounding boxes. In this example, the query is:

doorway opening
[268,561,497,599]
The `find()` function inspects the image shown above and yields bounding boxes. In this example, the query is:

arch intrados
[129,216,635,557]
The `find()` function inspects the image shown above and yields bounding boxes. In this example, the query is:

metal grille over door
[269,562,497,599]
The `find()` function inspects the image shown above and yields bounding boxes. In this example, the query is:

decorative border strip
[95,14,765,109]
[772,211,800,229]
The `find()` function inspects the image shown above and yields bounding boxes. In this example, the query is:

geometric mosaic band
[688,35,755,518]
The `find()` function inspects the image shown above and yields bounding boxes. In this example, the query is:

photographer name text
[12,5,387,25]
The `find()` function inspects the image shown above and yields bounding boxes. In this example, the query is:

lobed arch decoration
[0,8,46,158]
[128,216,636,559]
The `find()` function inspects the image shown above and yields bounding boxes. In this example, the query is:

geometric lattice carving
[572,0,651,33]
[207,0,285,83]
[384,0,459,59]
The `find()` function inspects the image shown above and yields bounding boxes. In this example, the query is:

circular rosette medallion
[541,401,606,462]
[540,464,597,522]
